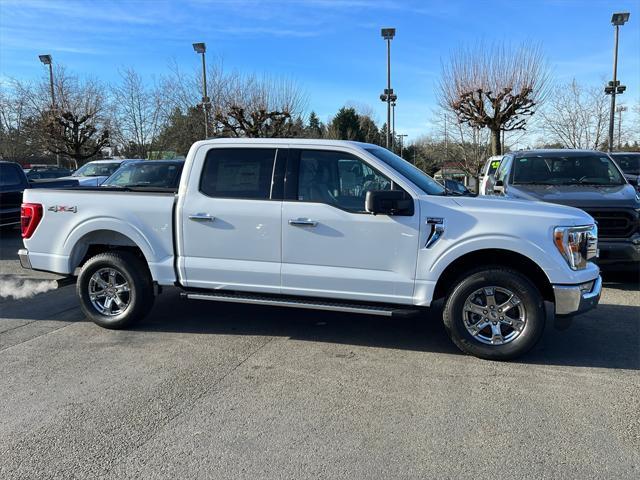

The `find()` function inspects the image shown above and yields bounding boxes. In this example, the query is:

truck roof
[511,149,602,157]
[191,138,380,149]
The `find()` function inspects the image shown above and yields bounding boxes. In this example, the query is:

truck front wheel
[442,267,545,360]
[77,251,154,329]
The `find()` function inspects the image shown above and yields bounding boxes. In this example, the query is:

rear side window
[200,148,276,199]
[0,164,24,187]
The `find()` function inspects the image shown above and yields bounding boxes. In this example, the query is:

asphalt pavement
[1,227,638,479]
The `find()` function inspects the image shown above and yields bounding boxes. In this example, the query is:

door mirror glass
[493,180,504,194]
[365,190,414,216]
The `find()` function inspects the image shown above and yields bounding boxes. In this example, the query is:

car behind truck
[19,139,602,360]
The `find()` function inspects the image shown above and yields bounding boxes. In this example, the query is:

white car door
[281,148,420,305]
[178,145,285,294]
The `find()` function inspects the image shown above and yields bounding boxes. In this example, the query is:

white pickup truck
[18,139,602,360]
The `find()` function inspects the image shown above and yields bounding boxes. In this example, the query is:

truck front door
[281,148,420,304]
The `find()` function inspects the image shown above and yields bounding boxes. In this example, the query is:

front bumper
[553,275,602,316]
[596,235,640,264]
[18,248,32,269]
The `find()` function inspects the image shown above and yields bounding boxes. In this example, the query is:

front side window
[200,148,276,199]
[298,150,392,212]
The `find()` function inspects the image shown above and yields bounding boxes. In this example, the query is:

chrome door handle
[189,213,215,222]
[288,218,318,227]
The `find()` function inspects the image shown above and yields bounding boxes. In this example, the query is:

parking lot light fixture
[39,54,60,167]
[192,43,209,138]
[606,12,630,152]
[380,28,396,149]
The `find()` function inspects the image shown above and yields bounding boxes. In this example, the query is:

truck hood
[447,195,594,226]
[507,183,639,209]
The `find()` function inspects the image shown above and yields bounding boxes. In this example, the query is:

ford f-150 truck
[18,139,602,360]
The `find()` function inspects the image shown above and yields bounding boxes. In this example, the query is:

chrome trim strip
[185,293,394,316]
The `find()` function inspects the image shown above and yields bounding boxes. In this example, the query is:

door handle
[288,218,318,227]
[189,213,215,222]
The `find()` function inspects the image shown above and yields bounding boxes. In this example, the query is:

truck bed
[22,188,177,284]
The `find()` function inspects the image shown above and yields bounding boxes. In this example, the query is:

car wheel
[442,267,545,360]
[77,251,154,329]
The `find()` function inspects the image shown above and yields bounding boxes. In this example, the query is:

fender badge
[426,217,443,225]
[48,206,77,213]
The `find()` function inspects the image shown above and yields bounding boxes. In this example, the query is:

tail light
[21,203,43,239]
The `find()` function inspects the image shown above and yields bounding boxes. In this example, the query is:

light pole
[379,28,395,150]
[398,134,408,158]
[616,105,627,148]
[192,42,210,138]
[605,12,629,152]
[39,54,60,167]
[390,98,397,150]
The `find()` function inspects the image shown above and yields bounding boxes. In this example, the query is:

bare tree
[10,66,110,168]
[0,82,44,162]
[110,68,163,158]
[215,73,307,137]
[439,42,549,155]
[539,79,608,149]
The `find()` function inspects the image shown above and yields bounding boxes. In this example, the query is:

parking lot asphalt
[0,227,638,479]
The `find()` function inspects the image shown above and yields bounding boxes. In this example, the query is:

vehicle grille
[584,209,639,239]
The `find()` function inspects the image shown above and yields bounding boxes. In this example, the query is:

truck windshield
[512,155,625,186]
[103,162,183,188]
[364,147,445,195]
[611,153,640,175]
[73,162,122,177]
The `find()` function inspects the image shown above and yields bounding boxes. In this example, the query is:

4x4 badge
[48,206,77,213]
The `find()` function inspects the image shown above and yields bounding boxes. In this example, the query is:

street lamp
[39,54,60,167]
[379,27,395,149]
[398,134,408,159]
[605,12,630,152]
[616,105,628,148]
[192,42,210,138]
[390,96,397,149]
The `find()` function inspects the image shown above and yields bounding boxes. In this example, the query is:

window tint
[104,162,183,188]
[298,150,392,212]
[200,148,276,199]
[0,164,24,187]
[73,162,122,177]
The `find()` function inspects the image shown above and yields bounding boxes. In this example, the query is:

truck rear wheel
[77,251,154,329]
[442,267,545,360]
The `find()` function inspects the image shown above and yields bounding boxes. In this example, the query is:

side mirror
[627,176,638,187]
[365,190,414,216]
[493,180,505,194]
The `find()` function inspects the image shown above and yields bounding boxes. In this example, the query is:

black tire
[77,251,154,329]
[442,267,545,361]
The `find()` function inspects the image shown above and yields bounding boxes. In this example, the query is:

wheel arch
[432,248,554,303]
[68,229,151,274]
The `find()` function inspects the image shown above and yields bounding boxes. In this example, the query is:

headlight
[553,225,598,270]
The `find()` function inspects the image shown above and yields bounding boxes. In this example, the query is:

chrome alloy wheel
[88,267,131,316]
[462,286,526,345]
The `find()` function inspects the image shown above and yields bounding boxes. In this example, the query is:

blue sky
[1,0,639,141]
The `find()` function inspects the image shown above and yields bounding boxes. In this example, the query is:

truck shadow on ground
[134,288,639,371]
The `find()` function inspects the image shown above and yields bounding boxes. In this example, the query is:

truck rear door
[177,145,285,294]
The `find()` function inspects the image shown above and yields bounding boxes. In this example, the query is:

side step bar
[181,291,420,317]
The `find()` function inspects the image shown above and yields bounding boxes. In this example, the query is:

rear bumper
[553,275,602,316]
[18,248,32,269]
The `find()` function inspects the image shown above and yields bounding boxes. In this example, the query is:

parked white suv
[19,139,601,360]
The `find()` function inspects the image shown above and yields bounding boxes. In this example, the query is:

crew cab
[485,149,640,268]
[18,140,602,360]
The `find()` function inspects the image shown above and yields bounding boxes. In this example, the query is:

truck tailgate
[22,189,176,283]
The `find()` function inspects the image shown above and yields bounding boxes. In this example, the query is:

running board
[181,291,420,317]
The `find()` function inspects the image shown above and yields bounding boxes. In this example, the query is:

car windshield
[73,162,122,177]
[512,155,625,186]
[611,153,640,175]
[365,147,445,195]
[103,162,182,188]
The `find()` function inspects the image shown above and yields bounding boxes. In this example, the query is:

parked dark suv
[609,152,640,191]
[488,149,640,267]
